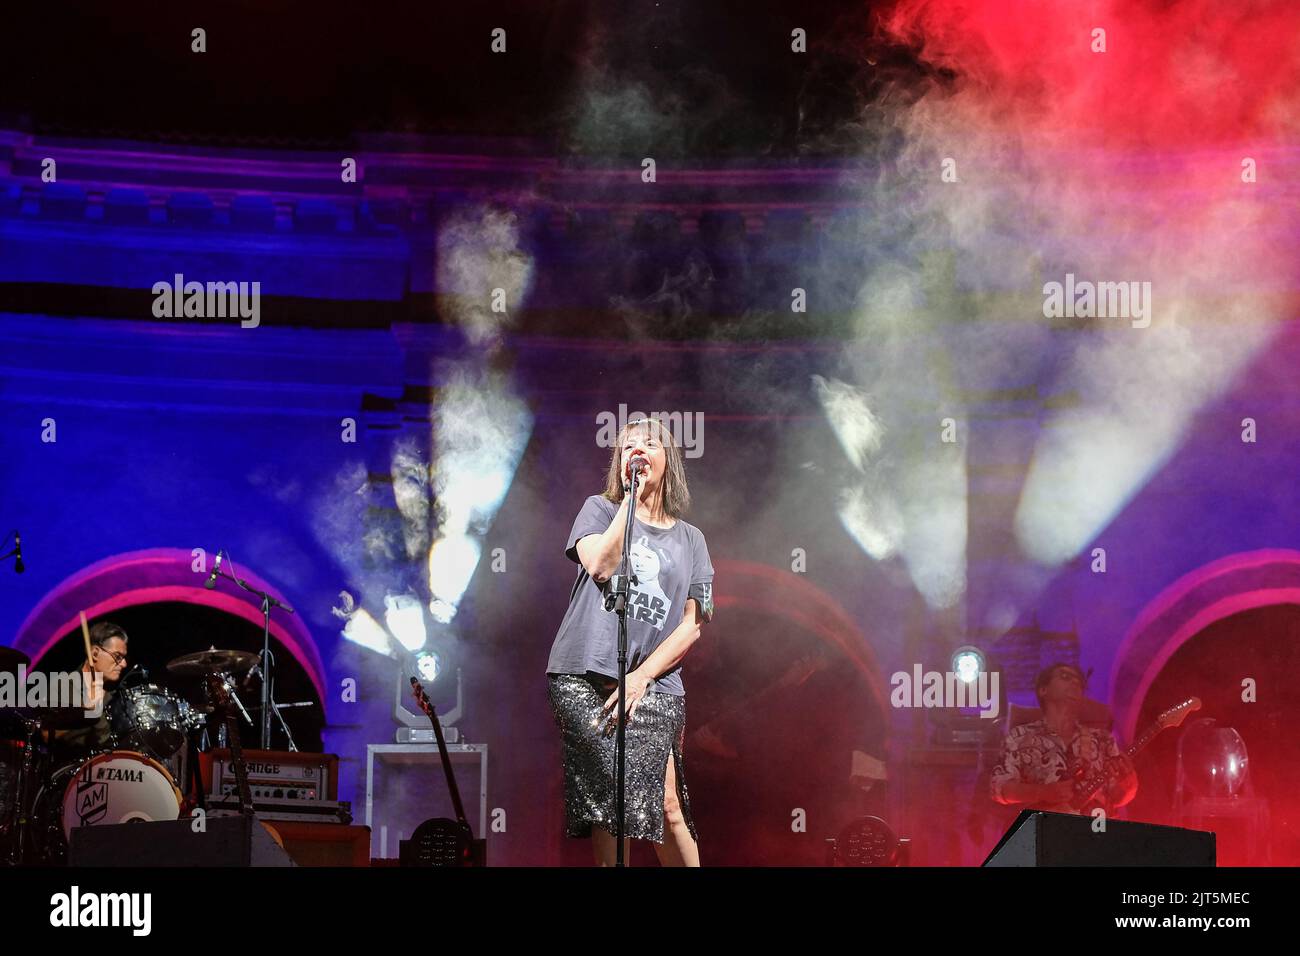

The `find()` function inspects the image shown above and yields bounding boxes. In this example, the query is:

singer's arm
[575,498,633,583]
[632,599,704,683]
[603,599,705,721]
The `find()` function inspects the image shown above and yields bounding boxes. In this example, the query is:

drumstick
[79,611,94,670]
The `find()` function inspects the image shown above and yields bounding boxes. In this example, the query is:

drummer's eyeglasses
[96,648,128,665]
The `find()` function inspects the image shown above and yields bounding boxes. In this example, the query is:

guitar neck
[411,679,472,836]
[1072,715,1175,808]
[224,714,255,816]
[428,707,471,832]
[1124,719,1167,761]
[205,673,255,816]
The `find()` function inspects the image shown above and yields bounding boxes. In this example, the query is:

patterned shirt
[990,718,1120,812]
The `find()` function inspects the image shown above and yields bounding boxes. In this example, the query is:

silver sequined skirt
[548,673,698,845]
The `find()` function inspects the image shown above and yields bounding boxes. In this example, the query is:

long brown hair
[601,417,691,518]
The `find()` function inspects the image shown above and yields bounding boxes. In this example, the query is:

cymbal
[167,648,259,677]
[0,645,30,674]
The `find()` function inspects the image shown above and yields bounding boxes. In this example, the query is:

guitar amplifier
[199,749,338,802]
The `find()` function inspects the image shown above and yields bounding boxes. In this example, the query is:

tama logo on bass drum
[94,767,145,783]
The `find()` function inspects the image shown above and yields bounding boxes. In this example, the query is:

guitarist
[990,663,1137,816]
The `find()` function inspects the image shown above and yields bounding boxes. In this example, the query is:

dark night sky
[4,0,930,155]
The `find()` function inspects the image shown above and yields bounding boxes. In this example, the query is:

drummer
[56,621,130,754]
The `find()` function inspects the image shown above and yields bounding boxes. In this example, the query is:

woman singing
[546,416,715,866]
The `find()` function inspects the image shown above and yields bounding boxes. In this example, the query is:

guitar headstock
[203,672,232,708]
[409,675,435,720]
[1156,697,1202,730]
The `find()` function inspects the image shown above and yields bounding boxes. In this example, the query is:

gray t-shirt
[546,494,715,696]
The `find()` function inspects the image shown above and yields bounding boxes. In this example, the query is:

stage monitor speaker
[69,816,296,867]
[982,811,1215,867]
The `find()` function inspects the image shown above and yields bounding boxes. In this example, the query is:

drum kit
[1,645,261,865]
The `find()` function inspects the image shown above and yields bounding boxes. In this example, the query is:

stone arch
[12,547,327,711]
[1111,548,1300,740]
[714,559,887,716]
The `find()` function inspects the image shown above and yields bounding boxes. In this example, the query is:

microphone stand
[247,663,303,752]
[0,529,21,571]
[604,468,643,868]
[206,556,294,750]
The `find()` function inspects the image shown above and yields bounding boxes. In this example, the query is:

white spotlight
[952,646,984,684]
[416,650,441,684]
[384,592,427,652]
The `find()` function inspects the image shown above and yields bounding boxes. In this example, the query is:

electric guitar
[1069,696,1201,812]
[407,676,484,866]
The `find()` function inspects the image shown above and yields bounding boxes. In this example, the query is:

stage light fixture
[341,608,394,656]
[829,816,907,867]
[384,592,427,652]
[952,645,984,683]
[416,650,441,684]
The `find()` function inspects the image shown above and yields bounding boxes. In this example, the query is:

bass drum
[59,750,182,841]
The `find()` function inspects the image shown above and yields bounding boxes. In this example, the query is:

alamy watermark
[595,404,704,458]
[1042,273,1152,328]
[152,273,261,328]
[890,663,1000,719]
[0,665,104,717]
[50,886,151,936]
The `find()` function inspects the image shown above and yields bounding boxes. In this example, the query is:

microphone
[625,455,650,483]
[204,551,223,589]
[12,531,23,574]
